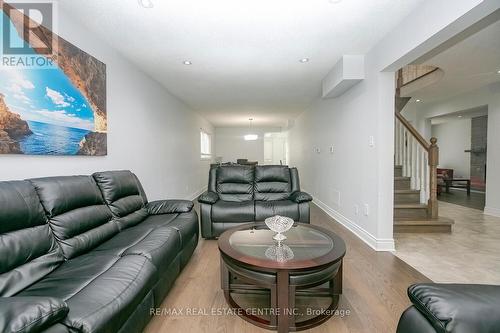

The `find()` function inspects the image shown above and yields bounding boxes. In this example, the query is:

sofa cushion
[255,165,290,183]
[254,166,291,201]
[212,201,255,223]
[30,176,119,260]
[0,181,64,297]
[0,296,68,333]
[142,212,199,248]
[18,253,121,299]
[408,283,500,333]
[139,213,178,229]
[19,255,157,333]
[93,170,149,230]
[65,255,156,333]
[121,228,180,271]
[40,323,69,333]
[255,200,299,221]
[91,225,181,274]
[216,166,254,202]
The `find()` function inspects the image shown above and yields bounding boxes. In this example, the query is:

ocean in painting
[0,11,107,156]
[19,121,90,155]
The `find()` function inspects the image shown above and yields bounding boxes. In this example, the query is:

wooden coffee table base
[221,256,343,333]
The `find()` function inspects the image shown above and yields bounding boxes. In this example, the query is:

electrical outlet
[331,190,340,207]
[329,145,335,154]
[354,205,359,215]
[314,147,321,154]
[364,204,370,216]
[369,136,375,147]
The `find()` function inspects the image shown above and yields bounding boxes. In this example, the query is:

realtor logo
[1,0,57,68]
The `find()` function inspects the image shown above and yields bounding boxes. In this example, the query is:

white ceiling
[430,105,488,125]
[60,0,425,127]
[412,19,500,104]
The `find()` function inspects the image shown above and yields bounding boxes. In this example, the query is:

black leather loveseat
[397,283,500,333]
[198,165,312,238]
[0,170,198,333]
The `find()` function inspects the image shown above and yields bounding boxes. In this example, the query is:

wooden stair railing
[395,112,439,219]
[395,66,439,220]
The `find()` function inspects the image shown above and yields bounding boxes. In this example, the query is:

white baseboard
[187,187,207,201]
[313,197,395,252]
[484,206,500,218]
[186,186,396,251]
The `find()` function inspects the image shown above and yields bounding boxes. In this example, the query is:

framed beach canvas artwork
[0,2,107,155]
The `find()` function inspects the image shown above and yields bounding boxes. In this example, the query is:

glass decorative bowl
[264,215,294,241]
[265,243,294,262]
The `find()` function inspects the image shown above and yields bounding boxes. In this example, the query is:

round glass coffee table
[218,222,346,333]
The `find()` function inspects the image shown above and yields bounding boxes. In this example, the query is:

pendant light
[244,118,259,141]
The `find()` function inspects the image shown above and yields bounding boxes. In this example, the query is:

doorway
[263,132,288,165]
[429,107,488,210]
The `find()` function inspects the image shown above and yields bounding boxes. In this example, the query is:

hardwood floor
[144,204,430,333]
[395,201,500,284]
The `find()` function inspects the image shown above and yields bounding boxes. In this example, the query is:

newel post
[428,137,439,219]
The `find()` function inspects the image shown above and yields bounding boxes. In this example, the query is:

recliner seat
[93,170,198,269]
[198,165,312,238]
[0,170,199,333]
[397,283,500,333]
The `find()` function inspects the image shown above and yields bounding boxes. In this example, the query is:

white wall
[0,8,214,200]
[401,100,418,125]
[215,127,281,164]
[413,83,500,216]
[431,120,471,178]
[287,0,497,251]
[288,55,395,251]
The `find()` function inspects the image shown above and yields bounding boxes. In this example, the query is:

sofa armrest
[396,306,436,333]
[290,191,313,203]
[147,200,194,214]
[0,297,69,333]
[198,191,219,205]
[407,283,500,333]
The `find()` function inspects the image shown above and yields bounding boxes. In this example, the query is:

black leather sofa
[198,165,312,238]
[0,170,199,333]
[397,283,500,333]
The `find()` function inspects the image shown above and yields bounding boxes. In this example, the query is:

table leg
[277,270,290,333]
[333,260,343,295]
[220,257,229,291]
[270,284,278,327]
[288,285,296,327]
[467,180,471,196]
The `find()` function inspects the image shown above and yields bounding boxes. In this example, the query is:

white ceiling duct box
[322,55,365,99]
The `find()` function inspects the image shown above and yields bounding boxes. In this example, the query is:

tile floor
[438,189,485,210]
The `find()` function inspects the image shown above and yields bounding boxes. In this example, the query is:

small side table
[444,178,471,195]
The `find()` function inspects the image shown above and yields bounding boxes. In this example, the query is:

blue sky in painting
[0,13,94,131]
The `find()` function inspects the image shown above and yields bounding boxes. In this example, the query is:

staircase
[394,164,453,233]
[393,68,454,233]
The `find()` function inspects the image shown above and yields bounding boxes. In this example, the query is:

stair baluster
[394,68,452,232]
[394,111,445,226]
